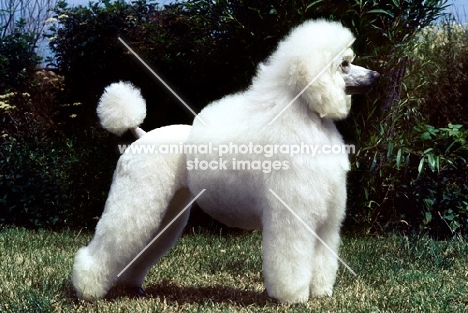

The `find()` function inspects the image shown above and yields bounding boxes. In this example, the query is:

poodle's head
[268,20,379,120]
[340,50,381,96]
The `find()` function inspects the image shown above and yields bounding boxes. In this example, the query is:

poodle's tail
[97,81,147,138]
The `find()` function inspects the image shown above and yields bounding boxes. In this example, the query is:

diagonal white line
[268,189,357,276]
[118,37,207,125]
[268,39,355,125]
[117,189,206,278]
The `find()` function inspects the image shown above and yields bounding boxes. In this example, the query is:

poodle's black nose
[371,71,380,82]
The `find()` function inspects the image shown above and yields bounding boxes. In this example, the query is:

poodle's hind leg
[72,142,188,301]
[115,187,192,292]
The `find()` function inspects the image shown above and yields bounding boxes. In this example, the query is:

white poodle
[73,19,379,303]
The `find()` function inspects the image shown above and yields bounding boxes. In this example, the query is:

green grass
[0,227,467,312]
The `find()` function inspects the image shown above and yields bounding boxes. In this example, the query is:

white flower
[0,101,15,110]
[46,17,57,23]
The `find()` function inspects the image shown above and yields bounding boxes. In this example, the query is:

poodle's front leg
[261,213,314,303]
[309,184,347,298]
[308,220,342,298]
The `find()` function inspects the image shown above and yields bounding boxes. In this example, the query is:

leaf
[369,151,378,171]
[423,198,434,210]
[427,153,436,171]
[306,0,324,10]
[421,132,431,140]
[445,141,456,154]
[387,142,394,158]
[423,211,432,224]
[396,148,402,170]
[443,213,454,221]
[417,157,425,178]
[368,9,394,18]
[450,123,463,129]
[423,148,434,154]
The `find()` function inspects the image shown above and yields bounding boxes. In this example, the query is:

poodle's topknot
[97,81,146,136]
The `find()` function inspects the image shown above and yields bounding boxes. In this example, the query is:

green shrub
[45,0,448,131]
[0,90,118,229]
[46,0,307,128]
[406,20,468,127]
[0,20,41,93]
[345,14,468,238]
[0,55,117,229]
[0,139,117,229]
[407,124,468,237]
[347,120,468,238]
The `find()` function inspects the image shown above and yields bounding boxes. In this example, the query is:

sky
[446,0,468,21]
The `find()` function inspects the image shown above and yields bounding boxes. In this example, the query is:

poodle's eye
[341,60,350,68]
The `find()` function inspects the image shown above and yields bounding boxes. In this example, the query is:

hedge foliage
[3,0,468,238]
[1,15,118,228]
[346,19,468,238]
[0,69,119,228]
[0,20,41,93]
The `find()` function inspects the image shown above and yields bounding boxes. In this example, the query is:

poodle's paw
[123,286,147,298]
[268,285,310,303]
[310,284,333,298]
[73,275,108,302]
[72,247,113,301]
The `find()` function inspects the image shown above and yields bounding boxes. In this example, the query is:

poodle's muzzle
[342,63,380,95]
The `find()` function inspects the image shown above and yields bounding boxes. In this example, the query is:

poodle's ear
[290,58,351,120]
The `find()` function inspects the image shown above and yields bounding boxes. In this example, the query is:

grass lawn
[0,227,467,312]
